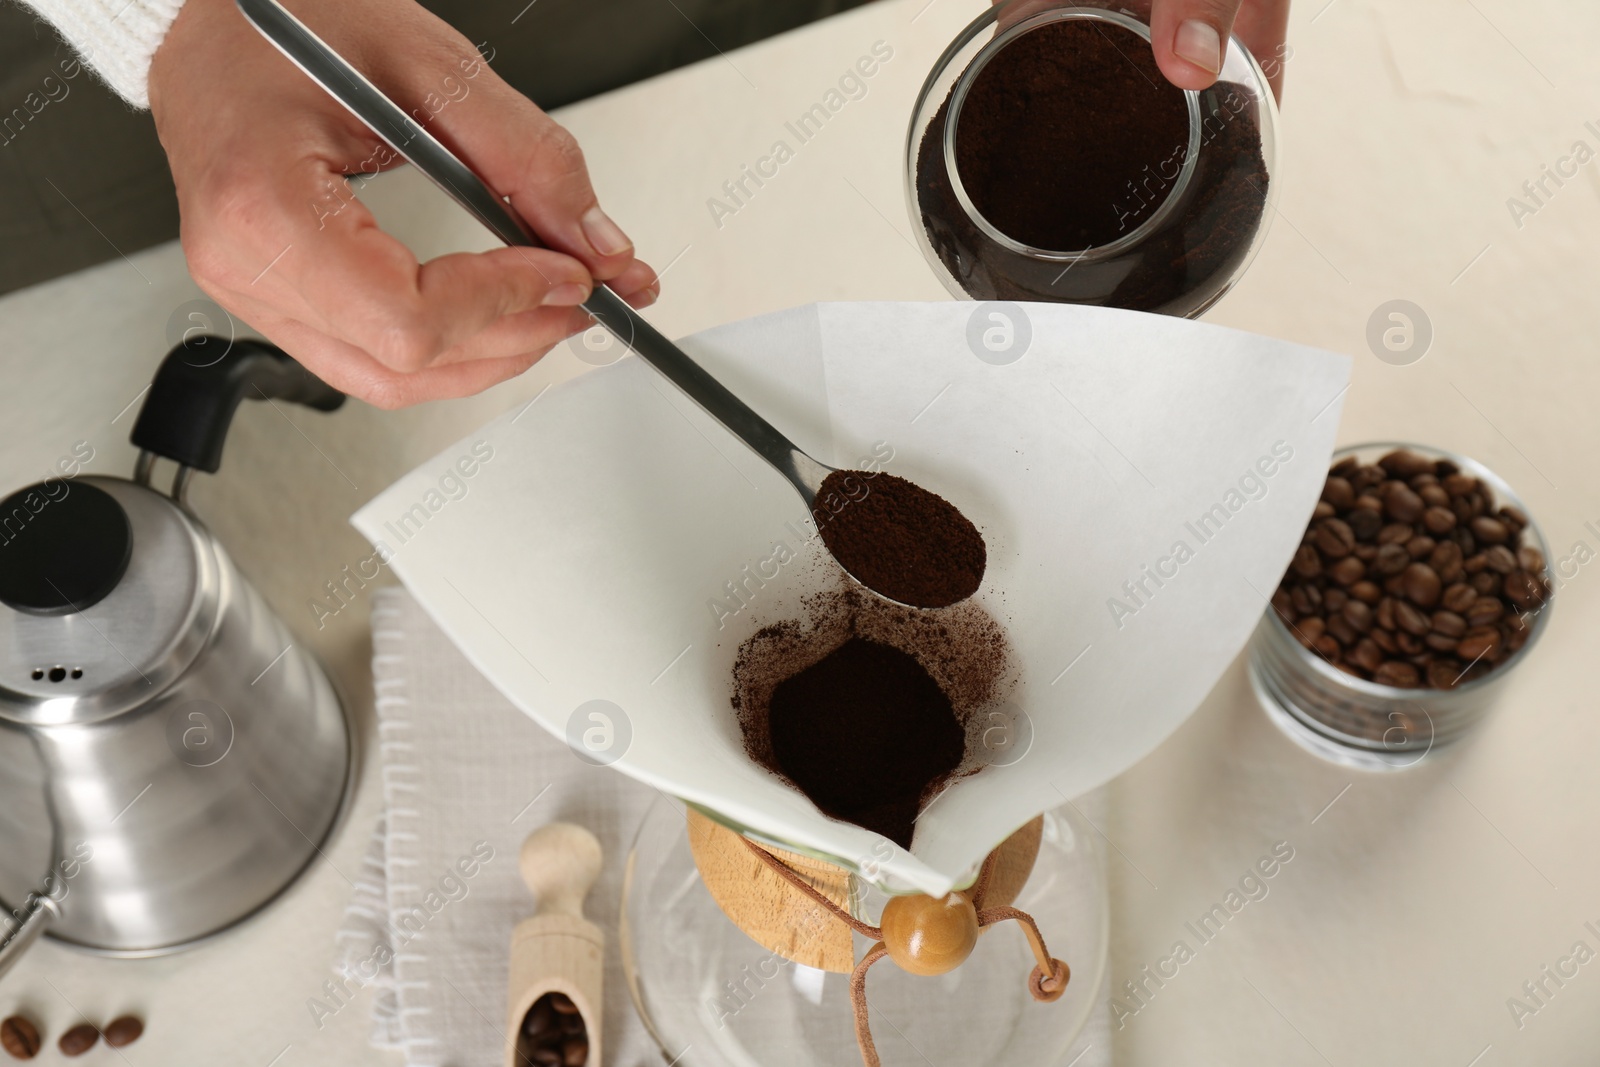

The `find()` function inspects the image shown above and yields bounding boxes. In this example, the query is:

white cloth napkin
[334,586,1111,1066]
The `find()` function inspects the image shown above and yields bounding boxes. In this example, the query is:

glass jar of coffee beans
[1249,444,1553,770]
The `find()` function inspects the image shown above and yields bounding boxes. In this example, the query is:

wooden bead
[879,892,978,976]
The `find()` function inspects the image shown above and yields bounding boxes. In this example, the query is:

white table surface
[3,0,1599,1064]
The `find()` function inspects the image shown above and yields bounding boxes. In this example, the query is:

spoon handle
[237,0,830,502]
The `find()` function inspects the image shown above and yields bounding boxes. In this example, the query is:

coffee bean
[1370,627,1399,654]
[1271,587,1292,619]
[549,994,579,1016]
[1373,661,1420,688]
[1457,628,1503,663]
[1470,516,1509,544]
[1425,631,1460,652]
[532,1050,561,1067]
[1396,632,1425,656]
[1313,634,1341,660]
[1342,600,1373,632]
[1395,601,1432,636]
[1485,545,1517,574]
[1406,535,1436,560]
[57,1025,98,1057]
[1380,449,1435,477]
[1378,523,1414,546]
[1517,545,1545,573]
[1402,563,1442,608]
[1321,476,1354,508]
[1442,473,1478,496]
[1384,573,1409,597]
[1507,624,1531,653]
[1329,556,1365,586]
[1312,501,1336,521]
[1293,616,1325,647]
[1324,587,1348,612]
[1353,493,1385,514]
[1350,581,1381,604]
[562,1038,589,1066]
[1349,639,1384,672]
[1,1017,40,1060]
[1350,464,1385,491]
[1353,542,1378,561]
[1463,552,1487,573]
[1431,611,1467,638]
[1375,543,1411,576]
[1471,571,1501,595]
[1375,597,1397,631]
[1384,483,1425,523]
[1450,527,1477,556]
[525,999,557,1039]
[1429,541,1464,583]
[1291,544,1322,579]
[1326,613,1358,646]
[1420,484,1450,507]
[1442,582,1476,613]
[1500,504,1530,529]
[1427,659,1462,689]
[103,1018,143,1049]
[1422,506,1456,534]
[1313,518,1356,558]
[1347,507,1383,541]
[1504,570,1546,610]
[1466,597,1504,628]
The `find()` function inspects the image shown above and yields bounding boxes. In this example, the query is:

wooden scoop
[506,823,604,1067]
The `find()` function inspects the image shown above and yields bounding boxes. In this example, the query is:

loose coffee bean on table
[517,992,587,1067]
[102,1016,143,1049]
[56,1024,98,1058]
[0,1016,40,1060]
[1273,450,1550,689]
[813,470,986,610]
[915,18,1270,313]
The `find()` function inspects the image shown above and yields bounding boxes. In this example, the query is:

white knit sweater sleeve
[19,0,188,108]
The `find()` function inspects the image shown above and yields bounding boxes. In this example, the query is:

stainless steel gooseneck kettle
[0,337,354,977]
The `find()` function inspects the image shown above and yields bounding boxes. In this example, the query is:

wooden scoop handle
[520,822,602,920]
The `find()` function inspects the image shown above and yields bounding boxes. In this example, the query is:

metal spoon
[237,0,982,608]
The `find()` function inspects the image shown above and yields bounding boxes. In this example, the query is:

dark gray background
[0,0,873,294]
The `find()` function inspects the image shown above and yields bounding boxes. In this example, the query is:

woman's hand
[991,0,1291,101]
[149,0,658,409]
[1150,0,1289,99]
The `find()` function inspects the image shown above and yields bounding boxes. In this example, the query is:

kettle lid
[0,476,216,725]
[0,481,133,615]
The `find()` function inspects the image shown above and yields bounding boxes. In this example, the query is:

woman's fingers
[430,81,640,285]
[1148,0,1244,90]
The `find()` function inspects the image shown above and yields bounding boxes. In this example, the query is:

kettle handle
[0,892,58,984]
[130,336,345,475]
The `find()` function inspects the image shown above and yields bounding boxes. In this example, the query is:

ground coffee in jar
[913,14,1272,316]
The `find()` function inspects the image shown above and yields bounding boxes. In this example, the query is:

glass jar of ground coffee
[907,0,1279,317]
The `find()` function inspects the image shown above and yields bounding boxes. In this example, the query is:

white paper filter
[351,302,1348,896]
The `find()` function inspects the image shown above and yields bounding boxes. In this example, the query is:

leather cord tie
[742,838,1069,1067]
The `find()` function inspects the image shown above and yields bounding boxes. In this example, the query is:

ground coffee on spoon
[813,470,986,610]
